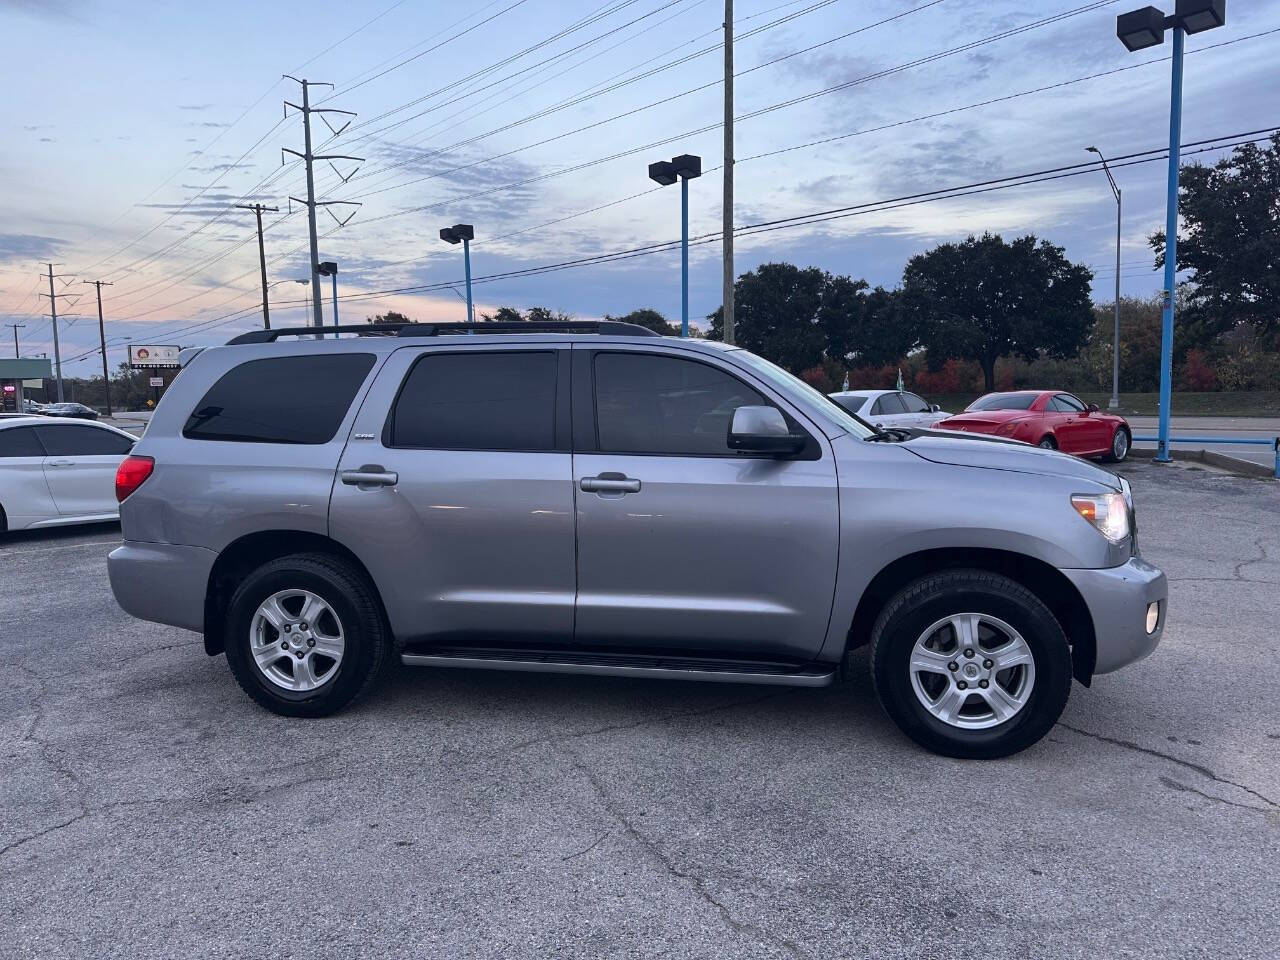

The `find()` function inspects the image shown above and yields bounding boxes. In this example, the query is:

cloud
[0,232,64,262]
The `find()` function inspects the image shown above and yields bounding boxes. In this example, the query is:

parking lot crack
[1060,723,1279,812]
[559,745,809,960]
[1233,539,1271,582]
[1157,776,1275,814]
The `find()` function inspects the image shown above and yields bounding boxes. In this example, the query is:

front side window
[184,354,375,444]
[34,424,133,456]
[872,394,907,416]
[902,392,931,413]
[1053,393,1086,413]
[0,426,44,457]
[389,351,557,451]
[594,353,767,456]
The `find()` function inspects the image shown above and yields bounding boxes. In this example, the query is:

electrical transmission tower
[282,76,362,330]
[6,323,24,358]
[235,203,280,329]
[38,263,80,401]
[83,279,115,416]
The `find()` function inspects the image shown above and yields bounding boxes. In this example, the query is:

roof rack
[226,320,661,344]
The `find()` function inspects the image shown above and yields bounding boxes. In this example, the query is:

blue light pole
[649,154,703,337]
[440,223,475,323]
[1115,0,1226,461]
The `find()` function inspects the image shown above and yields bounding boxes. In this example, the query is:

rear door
[0,425,58,526]
[900,391,935,426]
[330,344,577,648]
[571,345,839,663]
[869,391,909,428]
[34,423,133,518]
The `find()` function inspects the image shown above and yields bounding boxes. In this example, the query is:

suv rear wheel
[224,553,388,717]
[869,570,1072,759]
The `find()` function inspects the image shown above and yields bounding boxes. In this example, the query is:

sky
[2,0,1278,375]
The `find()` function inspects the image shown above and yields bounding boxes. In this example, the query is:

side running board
[400,648,835,687]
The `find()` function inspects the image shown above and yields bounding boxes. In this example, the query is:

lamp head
[648,160,677,186]
[451,223,474,241]
[1116,6,1166,51]
[671,153,702,180]
[1176,0,1225,33]
[439,227,460,244]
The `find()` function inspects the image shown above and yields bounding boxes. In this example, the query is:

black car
[43,402,99,420]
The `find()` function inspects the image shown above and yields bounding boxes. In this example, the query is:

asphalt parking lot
[2,461,1277,959]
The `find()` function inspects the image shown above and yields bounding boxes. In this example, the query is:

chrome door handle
[580,474,640,494]
[48,459,74,467]
[341,467,398,487]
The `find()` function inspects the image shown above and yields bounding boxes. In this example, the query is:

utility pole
[6,323,23,358]
[83,279,115,416]
[721,0,735,345]
[283,76,362,332]
[236,203,280,329]
[38,263,78,402]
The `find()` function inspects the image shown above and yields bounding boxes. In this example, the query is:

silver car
[108,320,1166,759]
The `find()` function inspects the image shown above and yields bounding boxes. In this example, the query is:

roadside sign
[149,377,164,387]
[129,344,181,369]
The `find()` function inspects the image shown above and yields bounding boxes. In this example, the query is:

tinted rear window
[968,394,1036,411]
[0,426,44,457]
[184,354,375,444]
[388,351,557,450]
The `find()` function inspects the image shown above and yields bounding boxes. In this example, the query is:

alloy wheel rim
[1114,431,1129,458]
[908,613,1036,730]
[249,589,345,692]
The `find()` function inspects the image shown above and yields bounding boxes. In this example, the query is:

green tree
[821,280,912,368]
[902,233,1094,392]
[480,306,526,322]
[367,311,411,324]
[605,308,680,336]
[1151,132,1280,345]
[525,306,573,323]
[706,263,828,372]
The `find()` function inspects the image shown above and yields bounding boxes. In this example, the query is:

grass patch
[921,392,1280,418]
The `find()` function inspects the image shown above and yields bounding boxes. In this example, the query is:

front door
[330,344,577,647]
[34,423,133,518]
[571,346,840,664]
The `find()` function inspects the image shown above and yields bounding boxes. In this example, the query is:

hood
[899,430,1121,489]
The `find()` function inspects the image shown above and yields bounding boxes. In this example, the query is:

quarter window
[34,424,134,456]
[389,351,557,451]
[0,426,45,457]
[593,353,767,456]
[184,354,375,444]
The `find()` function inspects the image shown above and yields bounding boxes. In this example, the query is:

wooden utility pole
[6,323,23,358]
[236,203,279,329]
[84,279,115,416]
[722,0,735,345]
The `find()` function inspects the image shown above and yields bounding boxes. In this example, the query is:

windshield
[968,393,1036,411]
[733,351,877,439]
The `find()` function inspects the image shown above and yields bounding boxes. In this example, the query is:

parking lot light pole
[1115,0,1226,461]
[1087,146,1122,410]
[318,261,339,336]
[440,224,475,323]
[648,155,702,337]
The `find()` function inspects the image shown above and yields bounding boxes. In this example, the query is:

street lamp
[318,261,339,336]
[648,153,702,337]
[1087,146,1122,410]
[1115,0,1226,461]
[439,224,475,324]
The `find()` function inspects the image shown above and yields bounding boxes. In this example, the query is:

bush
[1179,349,1217,391]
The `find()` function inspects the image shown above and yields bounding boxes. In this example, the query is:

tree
[525,306,572,323]
[1151,132,1280,345]
[367,311,411,324]
[605,308,680,336]
[479,306,573,323]
[706,263,828,372]
[480,306,525,323]
[820,279,913,369]
[902,233,1094,392]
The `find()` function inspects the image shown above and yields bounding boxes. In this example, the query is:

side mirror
[931,404,941,412]
[727,405,804,456]
[1086,403,1099,414]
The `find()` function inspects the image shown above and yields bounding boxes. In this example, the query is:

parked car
[43,402,99,420]
[108,321,1165,759]
[22,399,46,414]
[829,389,950,429]
[936,391,1131,462]
[0,417,136,531]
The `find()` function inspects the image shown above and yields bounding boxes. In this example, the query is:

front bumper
[108,540,217,634]
[1062,557,1167,674]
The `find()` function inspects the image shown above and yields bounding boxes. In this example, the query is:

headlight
[1070,492,1130,543]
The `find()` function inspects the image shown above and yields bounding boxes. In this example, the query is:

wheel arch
[203,529,389,657]
[845,547,1096,686]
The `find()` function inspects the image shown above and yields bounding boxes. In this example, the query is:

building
[0,358,54,412]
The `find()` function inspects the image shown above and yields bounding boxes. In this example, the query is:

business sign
[129,344,181,369]
[149,377,164,387]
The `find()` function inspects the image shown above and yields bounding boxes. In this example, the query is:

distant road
[1128,416,1279,470]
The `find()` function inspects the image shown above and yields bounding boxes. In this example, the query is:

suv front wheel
[224,553,389,717]
[870,570,1072,759]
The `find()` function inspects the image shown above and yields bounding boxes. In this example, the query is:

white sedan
[0,417,136,532]
[829,389,951,430]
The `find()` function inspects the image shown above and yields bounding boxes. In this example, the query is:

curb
[1130,445,1276,480]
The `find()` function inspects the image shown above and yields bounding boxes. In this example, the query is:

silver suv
[108,321,1166,758]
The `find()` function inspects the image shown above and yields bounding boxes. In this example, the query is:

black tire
[1103,427,1130,463]
[1037,436,1057,449]
[869,570,1072,759]
[0,504,7,534]
[224,552,389,718]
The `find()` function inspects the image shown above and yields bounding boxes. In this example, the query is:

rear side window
[0,426,44,457]
[35,424,133,456]
[184,354,375,444]
[902,392,931,413]
[389,351,557,451]
[872,394,906,416]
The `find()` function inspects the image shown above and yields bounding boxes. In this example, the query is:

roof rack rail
[226,320,661,344]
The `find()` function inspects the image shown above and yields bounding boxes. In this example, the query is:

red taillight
[115,455,154,502]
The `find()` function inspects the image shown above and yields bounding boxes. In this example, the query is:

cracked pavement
[1,461,1277,958]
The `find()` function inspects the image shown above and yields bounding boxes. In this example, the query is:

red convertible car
[935,391,1131,462]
